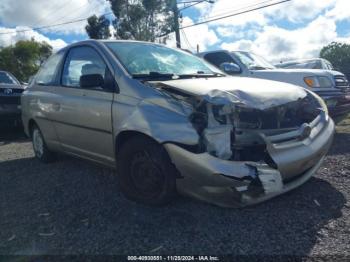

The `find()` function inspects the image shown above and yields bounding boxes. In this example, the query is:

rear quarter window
[35,52,64,86]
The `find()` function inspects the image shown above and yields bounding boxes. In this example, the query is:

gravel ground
[0,119,349,259]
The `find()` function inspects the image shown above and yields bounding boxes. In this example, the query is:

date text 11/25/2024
[127,256,219,261]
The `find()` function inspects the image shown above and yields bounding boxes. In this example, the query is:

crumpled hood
[158,76,307,110]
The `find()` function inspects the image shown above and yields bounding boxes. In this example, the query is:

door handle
[52,102,60,111]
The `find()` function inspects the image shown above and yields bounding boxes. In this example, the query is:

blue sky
[0,0,350,62]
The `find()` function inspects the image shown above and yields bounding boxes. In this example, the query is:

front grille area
[335,75,350,89]
[0,95,21,105]
[233,94,320,130]
[0,88,24,95]
[0,88,23,105]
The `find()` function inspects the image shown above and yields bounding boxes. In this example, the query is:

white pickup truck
[198,50,350,116]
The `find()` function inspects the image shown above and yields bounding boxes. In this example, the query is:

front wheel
[117,136,177,206]
[31,125,55,163]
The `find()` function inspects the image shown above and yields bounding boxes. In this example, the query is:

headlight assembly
[304,76,333,88]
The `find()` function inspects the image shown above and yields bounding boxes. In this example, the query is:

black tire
[117,136,177,206]
[31,124,55,163]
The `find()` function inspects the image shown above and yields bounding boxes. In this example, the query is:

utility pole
[172,0,181,48]
[172,0,215,49]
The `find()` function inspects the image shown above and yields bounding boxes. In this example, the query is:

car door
[51,45,115,166]
[24,51,65,151]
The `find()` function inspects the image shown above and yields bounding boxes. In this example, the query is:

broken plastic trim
[149,79,324,164]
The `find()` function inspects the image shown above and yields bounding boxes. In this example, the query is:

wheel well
[28,119,37,137]
[115,131,182,178]
[115,131,159,156]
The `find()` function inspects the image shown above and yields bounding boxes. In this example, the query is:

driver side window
[204,52,237,68]
[62,46,107,89]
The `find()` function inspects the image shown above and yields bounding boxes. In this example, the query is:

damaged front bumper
[164,112,335,208]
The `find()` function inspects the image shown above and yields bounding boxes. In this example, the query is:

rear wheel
[117,136,177,206]
[31,125,55,163]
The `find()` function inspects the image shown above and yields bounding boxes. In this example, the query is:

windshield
[233,51,275,70]
[105,42,222,78]
[0,71,19,84]
[276,62,298,68]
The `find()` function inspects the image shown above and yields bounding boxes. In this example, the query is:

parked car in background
[198,50,350,116]
[0,70,25,127]
[22,40,334,207]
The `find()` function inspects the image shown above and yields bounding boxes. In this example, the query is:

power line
[0,11,113,35]
[44,1,92,29]
[181,29,194,51]
[178,0,208,11]
[178,0,208,3]
[47,1,101,34]
[177,0,277,48]
[180,0,291,29]
[31,0,78,28]
[195,0,275,22]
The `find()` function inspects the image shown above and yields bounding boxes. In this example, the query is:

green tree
[0,39,53,82]
[86,0,174,42]
[320,42,350,79]
[37,41,53,65]
[85,15,111,39]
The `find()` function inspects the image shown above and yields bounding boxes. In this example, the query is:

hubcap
[130,150,164,198]
[33,129,44,158]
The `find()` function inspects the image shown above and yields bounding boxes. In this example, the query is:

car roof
[59,39,173,52]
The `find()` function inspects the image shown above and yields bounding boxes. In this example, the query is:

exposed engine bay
[152,81,322,164]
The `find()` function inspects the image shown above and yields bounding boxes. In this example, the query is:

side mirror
[80,74,104,89]
[219,62,241,74]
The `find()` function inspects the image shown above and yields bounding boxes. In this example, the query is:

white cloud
[264,0,336,23]
[221,39,254,51]
[193,0,268,27]
[220,16,342,62]
[326,0,350,21]
[0,0,111,35]
[194,0,336,26]
[190,0,344,55]
[215,24,261,39]
[198,0,350,62]
[0,26,67,50]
